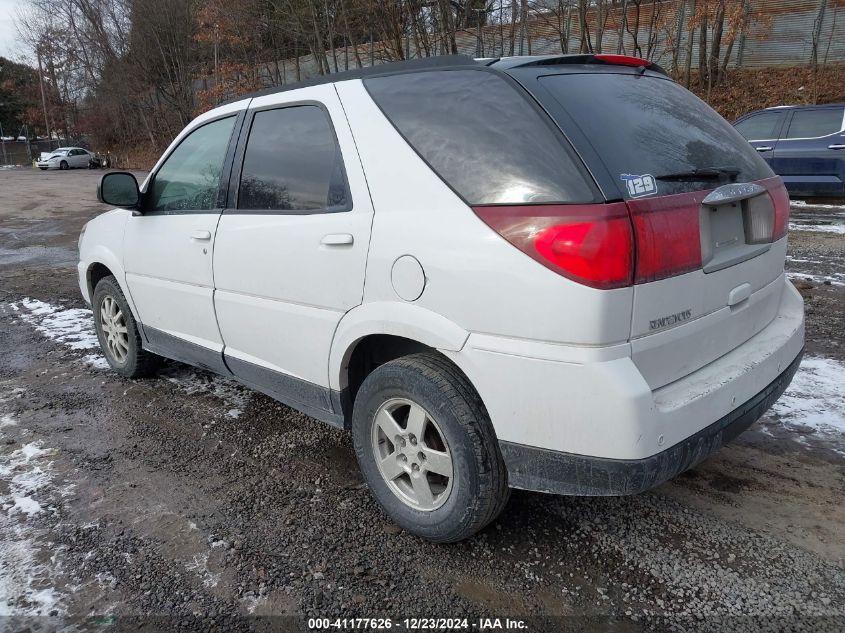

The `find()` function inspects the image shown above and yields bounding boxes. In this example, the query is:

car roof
[221,55,478,107]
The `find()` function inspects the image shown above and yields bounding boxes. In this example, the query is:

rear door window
[535,73,774,198]
[784,108,844,139]
[364,69,597,205]
[237,105,350,212]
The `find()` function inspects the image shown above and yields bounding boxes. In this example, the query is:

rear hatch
[513,67,791,389]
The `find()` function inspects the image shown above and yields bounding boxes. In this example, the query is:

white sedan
[37,147,95,170]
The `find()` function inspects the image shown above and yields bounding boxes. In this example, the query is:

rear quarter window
[536,73,775,198]
[364,69,597,205]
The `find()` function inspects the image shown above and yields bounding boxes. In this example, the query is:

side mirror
[98,172,140,209]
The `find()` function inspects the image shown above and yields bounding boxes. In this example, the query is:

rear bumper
[499,347,802,495]
[447,276,804,494]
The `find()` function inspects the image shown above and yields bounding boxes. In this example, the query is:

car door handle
[755,146,773,152]
[321,233,354,246]
[829,144,845,150]
[190,230,212,241]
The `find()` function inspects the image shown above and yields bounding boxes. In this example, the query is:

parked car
[733,103,845,197]
[37,147,96,170]
[79,54,804,542]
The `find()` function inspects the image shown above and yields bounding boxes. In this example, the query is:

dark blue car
[734,103,845,198]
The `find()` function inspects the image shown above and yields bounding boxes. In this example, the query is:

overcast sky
[0,0,22,60]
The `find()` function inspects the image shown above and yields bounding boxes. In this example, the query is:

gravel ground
[0,168,843,632]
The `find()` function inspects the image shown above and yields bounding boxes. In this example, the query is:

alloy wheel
[99,295,129,364]
[371,398,453,511]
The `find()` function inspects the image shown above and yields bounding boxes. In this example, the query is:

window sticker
[620,173,657,198]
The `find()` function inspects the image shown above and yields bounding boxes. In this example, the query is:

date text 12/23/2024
[308,618,529,630]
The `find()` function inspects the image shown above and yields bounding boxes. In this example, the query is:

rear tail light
[473,179,787,290]
[626,193,702,284]
[472,203,633,289]
[770,182,791,240]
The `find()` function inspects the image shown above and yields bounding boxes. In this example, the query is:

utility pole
[36,46,52,143]
[214,23,219,102]
[475,8,483,58]
[0,121,7,166]
[24,125,32,165]
[518,0,526,56]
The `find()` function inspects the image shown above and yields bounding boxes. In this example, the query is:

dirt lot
[0,168,843,632]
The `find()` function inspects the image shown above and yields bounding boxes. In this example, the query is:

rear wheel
[92,275,161,378]
[352,352,509,543]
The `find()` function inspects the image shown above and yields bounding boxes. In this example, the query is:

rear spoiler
[483,54,668,76]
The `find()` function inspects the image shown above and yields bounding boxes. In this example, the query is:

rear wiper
[654,167,741,182]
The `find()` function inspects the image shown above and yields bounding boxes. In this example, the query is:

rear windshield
[364,69,597,205]
[537,73,774,198]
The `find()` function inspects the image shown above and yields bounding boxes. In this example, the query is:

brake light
[769,181,790,240]
[626,192,703,284]
[593,54,651,68]
[472,203,633,289]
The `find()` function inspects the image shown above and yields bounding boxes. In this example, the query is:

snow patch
[83,354,110,369]
[15,299,109,369]
[18,298,100,350]
[771,357,845,440]
[789,222,845,235]
[185,552,220,589]
[161,366,251,419]
[0,435,68,616]
[1,442,54,518]
[791,200,845,211]
[13,299,252,415]
[786,271,845,287]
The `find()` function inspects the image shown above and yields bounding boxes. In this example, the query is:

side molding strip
[142,326,346,429]
[143,327,231,376]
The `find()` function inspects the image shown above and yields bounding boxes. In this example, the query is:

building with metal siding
[450,0,844,69]
[235,0,844,95]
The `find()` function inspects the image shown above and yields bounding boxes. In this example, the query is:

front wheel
[92,275,161,378]
[352,353,509,543]
[59,160,69,170]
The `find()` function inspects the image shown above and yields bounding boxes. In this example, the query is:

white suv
[78,54,804,542]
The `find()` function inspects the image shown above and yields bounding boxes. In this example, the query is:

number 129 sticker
[620,173,657,198]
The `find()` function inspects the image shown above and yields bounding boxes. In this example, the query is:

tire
[352,352,509,543]
[92,275,161,378]
[59,160,68,170]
